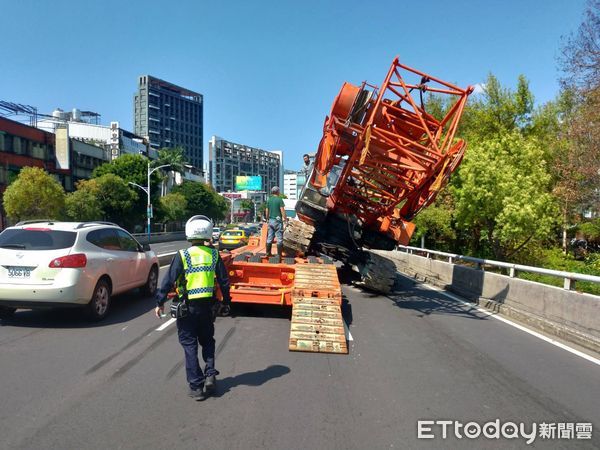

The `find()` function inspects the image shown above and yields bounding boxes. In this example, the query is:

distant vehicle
[0,221,159,321]
[219,229,249,250]
[244,225,260,236]
[212,227,221,241]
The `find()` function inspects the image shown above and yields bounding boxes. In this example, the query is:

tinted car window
[223,231,243,237]
[86,228,121,250]
[116,230,140,252]
[0,229,76,250]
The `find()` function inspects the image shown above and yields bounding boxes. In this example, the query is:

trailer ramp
[289,263,348,354]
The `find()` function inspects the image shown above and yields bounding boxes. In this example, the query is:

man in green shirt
[264,186,286,257]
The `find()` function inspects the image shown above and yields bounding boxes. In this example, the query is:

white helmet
[185,215,213,241]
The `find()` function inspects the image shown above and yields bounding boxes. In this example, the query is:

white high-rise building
[283,170,306,200]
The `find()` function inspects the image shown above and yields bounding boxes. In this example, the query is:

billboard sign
[221,192,242,199]
[235,176,262,191]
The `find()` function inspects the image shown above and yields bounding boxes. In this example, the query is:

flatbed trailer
[219,225,348,354]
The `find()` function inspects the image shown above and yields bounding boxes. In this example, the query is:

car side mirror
[142,243,151,252]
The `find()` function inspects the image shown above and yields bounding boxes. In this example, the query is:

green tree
[65,179,103,221]
[93,154,161,226]
[94,174,137,224]
[452,132,558,260]
[172,181,228,222]
[551,0,600,251]
[462,74,534,140]
[3,167,65,222]
[159,192,188,224]
[411,201,456,251]
[154,147,188,196]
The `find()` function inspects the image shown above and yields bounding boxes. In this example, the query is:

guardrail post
[449,256,454,264]
[564,278,575,290]
[509,267,515,278]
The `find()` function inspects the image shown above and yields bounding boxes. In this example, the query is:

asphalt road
[0,244,598,449]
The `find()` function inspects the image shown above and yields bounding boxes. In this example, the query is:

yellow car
[218,229,249,250]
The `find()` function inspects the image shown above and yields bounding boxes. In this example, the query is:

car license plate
[7,267,32,278]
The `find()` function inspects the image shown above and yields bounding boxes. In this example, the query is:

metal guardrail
[397,245,600,291]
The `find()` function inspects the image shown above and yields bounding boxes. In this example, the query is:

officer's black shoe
[188,387,207,401]
[205,375,216,395]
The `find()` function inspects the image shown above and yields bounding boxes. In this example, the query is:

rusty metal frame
[316,57,472,240]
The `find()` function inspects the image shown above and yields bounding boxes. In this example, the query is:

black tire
[307,256,318,264]
[268,256,281,264]
[86,279,111,321]
[142,265,159,297]
[249,255,262,263]
[0,306,16,319]
[283,257,296,265]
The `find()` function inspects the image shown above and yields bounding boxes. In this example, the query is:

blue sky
[0,0,587,171]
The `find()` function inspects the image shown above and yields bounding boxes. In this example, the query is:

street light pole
[129,162,171,242]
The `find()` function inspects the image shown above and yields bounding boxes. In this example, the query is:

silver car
[0,221,159,320]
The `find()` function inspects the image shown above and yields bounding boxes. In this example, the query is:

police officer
[155,215,231,400]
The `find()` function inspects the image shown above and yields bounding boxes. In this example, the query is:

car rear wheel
[0,306,16,319]
[86,279,111,321]
[143,266,158,297]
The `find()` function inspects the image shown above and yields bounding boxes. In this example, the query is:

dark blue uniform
[156,246,231,391]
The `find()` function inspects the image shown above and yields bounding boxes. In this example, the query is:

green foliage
[172,181,228,222]
[93,154,152,186]
[154,147,187,173]
[578,219,600,241]
[92,154,161,227]
[518,248,600,296]
[159,193,188,223]
[461,74,534,140]
[93,174,137,224]
[3,167,65,221]
[239,199,254,211]
[452,132,558,260]
[64,180,103,221]
[411,203,456,250]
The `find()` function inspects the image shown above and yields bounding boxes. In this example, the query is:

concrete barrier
[133,231,186,245]
[380,250,600,354]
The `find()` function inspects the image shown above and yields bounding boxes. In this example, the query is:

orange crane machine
[283,57,473,293]
[220,58,473,354]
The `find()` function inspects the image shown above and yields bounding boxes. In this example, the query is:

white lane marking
[343,320,354,341]
[157,251,177,257]
[157,251,178,267]
[156,317,176,331]
[121,326,128,331]
[399,274,600,367]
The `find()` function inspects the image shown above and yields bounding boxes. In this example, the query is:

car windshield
[213,228,220,232]
[0,229,77,250]
[223,231,243,237]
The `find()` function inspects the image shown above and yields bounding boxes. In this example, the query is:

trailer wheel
[248,255,262,263]
[283,257,296,265]
[358,251,397,294]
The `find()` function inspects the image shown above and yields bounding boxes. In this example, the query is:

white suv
[0,221,159,321]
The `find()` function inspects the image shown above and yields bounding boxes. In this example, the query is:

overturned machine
[283,58,473,293]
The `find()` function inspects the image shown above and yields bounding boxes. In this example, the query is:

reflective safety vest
[177,245,218,301]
